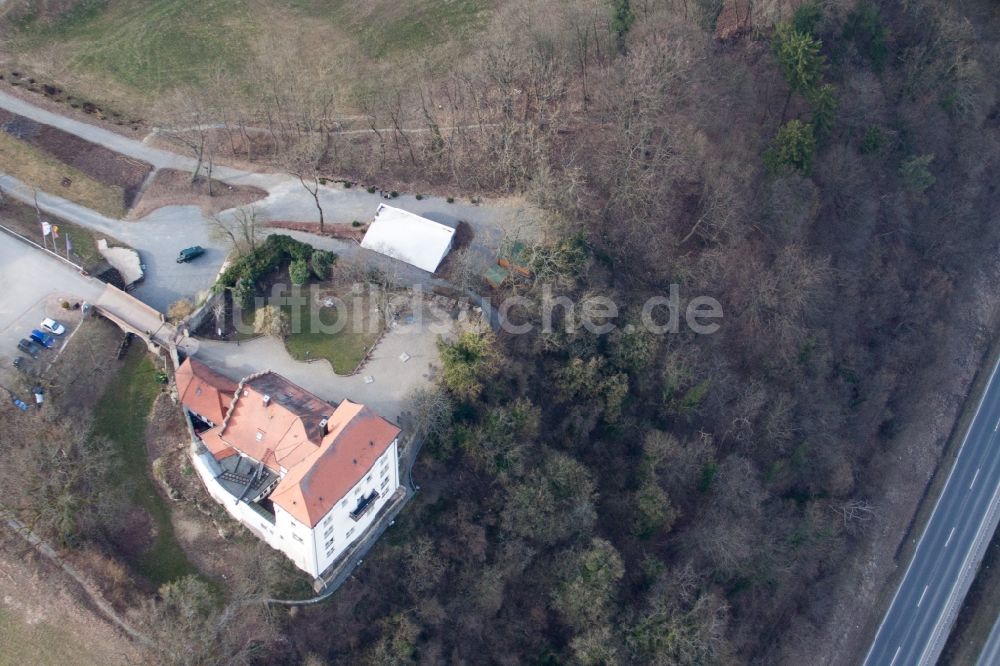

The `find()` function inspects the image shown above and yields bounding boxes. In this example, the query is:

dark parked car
[176,246,206,263]
[30,329,55,349]
[17,339,40,359]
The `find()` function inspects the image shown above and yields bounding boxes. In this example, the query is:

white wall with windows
[190,438,401,579]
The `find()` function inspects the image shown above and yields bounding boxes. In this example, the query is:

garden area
[214,233,384,375]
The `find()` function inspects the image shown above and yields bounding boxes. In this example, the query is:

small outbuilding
[360,204,455,273]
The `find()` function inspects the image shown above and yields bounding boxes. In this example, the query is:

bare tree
[209,205,262,257]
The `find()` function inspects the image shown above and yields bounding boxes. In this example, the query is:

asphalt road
[864,359,1000,666]
[0,89,514,310]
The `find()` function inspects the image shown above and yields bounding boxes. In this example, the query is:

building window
[325,537,335,549]
[354,488,361,496]
[341,498,348,508]
[346,527,355,538]
[381,476,389,489]
[324,525,334,538]
[292,534,303,543]
[380,466,389,477]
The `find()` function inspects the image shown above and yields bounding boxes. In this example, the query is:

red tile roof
[175,358,239,425]
[270,401,400,527]
[197,370,400,527]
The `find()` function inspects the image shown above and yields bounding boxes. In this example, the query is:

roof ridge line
[219,369,271,433]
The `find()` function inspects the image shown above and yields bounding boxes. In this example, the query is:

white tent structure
[360,204,456,273]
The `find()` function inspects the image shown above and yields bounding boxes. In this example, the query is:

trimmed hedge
[218,234,317,306]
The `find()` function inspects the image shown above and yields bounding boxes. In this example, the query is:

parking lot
[0,231,103,386]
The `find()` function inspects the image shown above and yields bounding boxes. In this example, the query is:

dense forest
[278,1,1000,664]
[4,0,1000,663]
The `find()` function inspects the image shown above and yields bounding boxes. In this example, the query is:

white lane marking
[890,646,902,666]
[971,468,981,490]
[918,585,929,607]
[995,417,1000,432]
[946,527,956,547]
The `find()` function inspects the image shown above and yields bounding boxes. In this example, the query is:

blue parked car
[11,397,28,412]
[29,329,55,349]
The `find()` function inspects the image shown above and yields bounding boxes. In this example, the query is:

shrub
[352,220,362,227]
[447,196,455,203]
[792,2,823,36]
[167,298,195,323]
[253,304,289,338]
[415,194,424,200]
[899,154,936,192]
[343,181,352,189]
[764,120,817,174]
[217,234,315,300]
[843,1,888,71]
[310,250,337,280]
[772,23,826,95]
[390,191,399,198]
[860,125,886,154]
[289,258,310,285]
[808,83,838,140]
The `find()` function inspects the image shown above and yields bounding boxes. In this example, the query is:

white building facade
[191,438,400,577]
[178,360,402,579]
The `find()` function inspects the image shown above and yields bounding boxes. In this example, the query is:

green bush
[218,234,315,298]
[764,120,817,174]
[860,125,886,154]
[844,1,888,71]
[447,196,455,203]
[415,193,424,200]
[310,250,337,280]
[390,191,399,198]
[343,181,352,189]
[289,258,310,285]
[808,83,838,140]
[792,2,823,36]
[899,154,936,192]
[367,186,377,194]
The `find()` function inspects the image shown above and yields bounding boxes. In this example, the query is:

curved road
[864,359,1000,666]
[0,90,511,311]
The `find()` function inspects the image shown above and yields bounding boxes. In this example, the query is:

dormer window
[262,394,271,406]
[255,430,264,441]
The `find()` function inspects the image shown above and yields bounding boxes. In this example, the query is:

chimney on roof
[262,394,271,407]
[319,417,329,432]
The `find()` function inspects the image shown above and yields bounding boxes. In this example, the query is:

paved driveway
[187,298,455,422]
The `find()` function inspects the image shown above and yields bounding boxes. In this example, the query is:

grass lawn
[4,0,492,110]
[280,286,384,375]
[0,197,128,269]
[0,132,125,218]
[0,607,121,666]
[92,345,198,586]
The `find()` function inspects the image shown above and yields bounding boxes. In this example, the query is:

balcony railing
[350,490,380,521]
